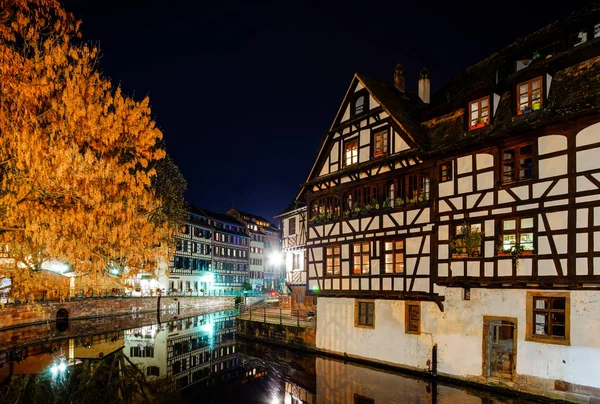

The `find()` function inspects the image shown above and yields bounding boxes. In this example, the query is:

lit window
[500,217,534,252]
[517,77,542,114]
[384,240,404,273]
[373,130,388,157]
[352,242,370,274]
[325,245,341,276]
[469,96,490,129]
[502,143,534,183]
[345,140,358,166]
[439,162,452,182]
[451,223,482,257]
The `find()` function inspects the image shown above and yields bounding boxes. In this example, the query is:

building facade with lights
[124,310,239,390]
[297,6,600,401]
[226,207,283,292]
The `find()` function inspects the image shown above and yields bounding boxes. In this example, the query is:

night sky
[63,0,587,221]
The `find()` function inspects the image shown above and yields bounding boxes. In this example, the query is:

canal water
[0,309,540,403]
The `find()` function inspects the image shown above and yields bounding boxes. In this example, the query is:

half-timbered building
[275,200,313,309]
[300,5,600,401]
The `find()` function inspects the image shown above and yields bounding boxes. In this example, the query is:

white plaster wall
[394,130,411,153]
[317,290,600,388]
[576,121,600,147]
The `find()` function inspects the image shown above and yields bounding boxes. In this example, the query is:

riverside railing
[237,304,316,328]
[2,288,265,305]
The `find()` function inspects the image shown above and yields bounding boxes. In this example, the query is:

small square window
[345,139,358,167]
[405,302,420,334]
[517,77,543,114]
[527,292,570,345]
[355,300,375,328]
[468,96,490,130]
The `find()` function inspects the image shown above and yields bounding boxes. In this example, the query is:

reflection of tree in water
[0,349,176,404]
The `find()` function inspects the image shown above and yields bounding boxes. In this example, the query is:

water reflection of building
[124,310,239,390]
[0,331,124,384]
[316,357,497,404]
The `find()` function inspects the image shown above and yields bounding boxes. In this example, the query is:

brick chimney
[394,64,405,93]
[418,67,430,104]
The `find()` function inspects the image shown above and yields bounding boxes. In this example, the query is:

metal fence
[237,304,316,328]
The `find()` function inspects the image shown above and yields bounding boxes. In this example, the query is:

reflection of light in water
[200,322,213,334]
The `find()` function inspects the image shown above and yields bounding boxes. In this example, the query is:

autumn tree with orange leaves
[0,0,186,300]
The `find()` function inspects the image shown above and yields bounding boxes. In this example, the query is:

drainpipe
[432,344,438,377]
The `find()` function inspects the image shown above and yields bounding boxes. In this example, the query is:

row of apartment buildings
[278,4,600,402]
[148,206,283,295]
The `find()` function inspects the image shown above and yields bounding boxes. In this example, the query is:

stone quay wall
[0,296,234,331]
[236,318,316,350]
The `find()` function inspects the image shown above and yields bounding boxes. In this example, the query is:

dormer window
[345,139,358,167]
[355,95,365,115]
[373,129,388,157]
[351,90,369,117]
[468,96,490,130]
[517,77,542,115]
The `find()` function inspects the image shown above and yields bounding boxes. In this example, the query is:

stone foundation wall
[0,296,234,330]
[236,318,316,349]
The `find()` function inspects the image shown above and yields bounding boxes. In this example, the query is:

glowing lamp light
[50,365,58,375]
[271,396,280,404]
[311,285,320,293]
[268,251,283,267]
[58,362,66,372]
[44,261,70,274]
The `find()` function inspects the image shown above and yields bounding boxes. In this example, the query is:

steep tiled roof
[357,74,427,147]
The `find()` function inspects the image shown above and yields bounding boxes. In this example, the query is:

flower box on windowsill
[497,250,533,257]
[451,253,469,259]
[471,122,486,130]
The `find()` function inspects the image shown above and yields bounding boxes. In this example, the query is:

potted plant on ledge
[449,224,483,258]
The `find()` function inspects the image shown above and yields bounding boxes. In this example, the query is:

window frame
[288,217,296,235]
[352,242,370,275]
[292,253,301,271]
[439,161,453,183]
[405,302,421,334]
[383,239,405,274]
[468,96,491,130]
[325,245,341,276]
[501,142,535,184]
[372,128,389,157]
[452,222,483,257]
[344,138,359,167]
[499,216,535,253]
[516,76,543,114]
[354,299,375,329]
[351,90,369,117]
[386,174,430,207]
[526,292,570,346]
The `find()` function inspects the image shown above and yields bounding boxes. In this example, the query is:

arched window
[344,186,380,211]
[387,174,430,206]
[310,195,340,218]
[354,95,365,115]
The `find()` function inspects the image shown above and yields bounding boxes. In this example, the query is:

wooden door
[483,317,517,380]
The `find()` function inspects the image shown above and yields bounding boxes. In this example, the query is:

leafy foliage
[0,0,183,299]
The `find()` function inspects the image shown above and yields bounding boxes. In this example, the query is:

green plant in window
[343,210,351,217]
[395,197,404,207]
[418,192,428,203]
[363,204,373,213]
[353,204,361,214]
[373,199,380,210]
[449,224,483,257]
[382,198,391,209]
